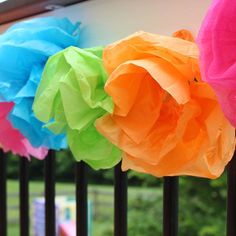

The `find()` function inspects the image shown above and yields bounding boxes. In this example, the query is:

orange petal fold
[96,30,235,179]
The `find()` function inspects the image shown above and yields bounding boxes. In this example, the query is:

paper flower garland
[95,30,235,179]
[0,17,80,149]
[0,102,47,159]
[33,47,121,169]
[0,15,234,179]
[197,0,236,128]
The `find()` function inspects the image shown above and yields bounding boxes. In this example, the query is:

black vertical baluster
[76,161,88,236]
[227,151,236,236]
[114,162,127,236]
[0,150,7,236]
[163,176,179,236]
[20,157,29,236]
[45,150,56,236]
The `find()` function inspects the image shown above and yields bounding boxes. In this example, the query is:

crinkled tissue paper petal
[95,30,235,179]
[33,46,121,169]
[0,17,80,149]
[0,102,48,159]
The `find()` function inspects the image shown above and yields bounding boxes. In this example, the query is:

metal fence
[0,149,235,236]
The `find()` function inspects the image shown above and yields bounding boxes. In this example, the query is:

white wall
[0,0,212,47]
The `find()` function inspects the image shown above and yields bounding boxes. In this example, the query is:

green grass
[7,180,161,236]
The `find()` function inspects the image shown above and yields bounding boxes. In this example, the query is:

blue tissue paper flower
[0,17,80,149]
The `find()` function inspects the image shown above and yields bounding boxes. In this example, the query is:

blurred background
[7,151,227,236]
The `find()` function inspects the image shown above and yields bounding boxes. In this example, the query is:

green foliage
[179,175,226,236]
[128,171,162,187]
[6,151,162,186]
[126,174,227,236]
[128,195,162,236]
[6,153,19,179]
[5,153,228,235]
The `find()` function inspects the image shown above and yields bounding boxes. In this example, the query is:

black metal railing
[19,157,29,236]
[114,162,127,236]
[76,161,88,236]
[163,177,178,236]
[45,150,56,236]
[0,150,235,236]
[0,150,7,236]
[227,152,236,236]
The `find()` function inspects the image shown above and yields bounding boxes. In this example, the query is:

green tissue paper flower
[33,46,121,169]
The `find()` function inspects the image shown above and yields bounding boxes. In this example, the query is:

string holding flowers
[95,30,235,179]
[0,17,81,150]
[33,47,121,169]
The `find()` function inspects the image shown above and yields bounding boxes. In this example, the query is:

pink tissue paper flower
[0,102,48,159]
[198,0,236,127]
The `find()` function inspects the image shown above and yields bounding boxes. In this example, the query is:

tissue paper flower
[198,0,236,127]
[96,30,235,179]
[0,102,47,159]
[0,17,80,149]
[33,46,121,169]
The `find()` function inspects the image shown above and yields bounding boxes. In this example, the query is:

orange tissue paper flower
[95,30,235,179]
